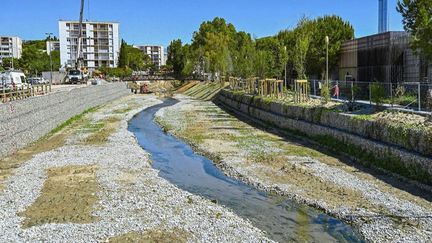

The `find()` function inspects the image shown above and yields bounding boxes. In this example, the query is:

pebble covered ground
[0,95,271,242]
[156,94,432,243]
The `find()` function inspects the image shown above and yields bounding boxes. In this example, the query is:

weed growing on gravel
[108,229,191,243]
[82,117,121,145]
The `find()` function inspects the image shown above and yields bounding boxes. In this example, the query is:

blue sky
[0,0,404,46]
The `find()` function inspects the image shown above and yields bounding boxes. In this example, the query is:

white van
[0,71,29,90]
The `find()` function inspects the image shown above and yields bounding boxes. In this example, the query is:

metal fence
[227,78,432,113]
[308,80,432,112]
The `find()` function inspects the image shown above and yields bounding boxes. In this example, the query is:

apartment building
[59,20,120,71]
[46,40,60,55]
[0,36,22,63]
[135,45,166,68]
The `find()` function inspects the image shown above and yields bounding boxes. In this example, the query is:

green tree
[307,15,354,79]
[167,39,187,79]
[232,32,256,78]
[254,50,271,79]
[397,0,432,60]
[118,40,152,71]
[190,17,237,80]
[1,58,21,70]
[277,30,296,80]
[293,17,314,80]
[20,45,51,75]
[256,36,287,78]
[118,39,128,68]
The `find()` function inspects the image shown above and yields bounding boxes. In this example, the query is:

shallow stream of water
[128,98,363,242]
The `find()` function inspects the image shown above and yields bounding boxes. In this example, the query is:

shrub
[371,83,385,110]
[321,82,330,104]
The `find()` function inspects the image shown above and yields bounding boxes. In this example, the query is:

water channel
[128,98,363,242]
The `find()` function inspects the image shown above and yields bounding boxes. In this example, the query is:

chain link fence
[226,78,432,114]
[308,80,432,112]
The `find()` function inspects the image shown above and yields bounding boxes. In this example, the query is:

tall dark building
[378,0,388,33]
[339,31,431,83]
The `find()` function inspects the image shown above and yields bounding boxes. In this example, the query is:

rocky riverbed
[155,94,432,243]
[0,95,271,242]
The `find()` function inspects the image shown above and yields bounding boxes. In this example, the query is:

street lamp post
[46,33,53,92]
[325,36,329,90]
[284,46,287,92]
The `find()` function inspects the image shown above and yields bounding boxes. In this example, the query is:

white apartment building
[46,40,60,55]
[0,36,22,63]
[59,20,120,71]
[135,45,166,68]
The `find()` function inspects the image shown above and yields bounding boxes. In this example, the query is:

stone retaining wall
[215,90,432,185]
[0,83,129,157]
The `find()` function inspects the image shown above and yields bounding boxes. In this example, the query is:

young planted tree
[292,17,314,80]
[371,83,386,111]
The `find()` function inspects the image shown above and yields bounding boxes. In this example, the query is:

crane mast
[76,0,85,69]
[66,0,87,84]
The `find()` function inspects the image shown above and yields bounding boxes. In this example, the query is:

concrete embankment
[215,90,432,185]
[0,83,129,157]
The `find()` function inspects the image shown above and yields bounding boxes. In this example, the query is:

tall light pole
[46,33,53,92]
[325,36,329,89]
[284,46,287,90]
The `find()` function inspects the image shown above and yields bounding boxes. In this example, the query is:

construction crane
[66,0,88,84]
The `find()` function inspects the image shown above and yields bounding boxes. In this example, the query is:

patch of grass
[108,229,191,243]
[246,151,376,210]
[113,107,133,114]
[82,117,121,145]
[154,117,174,133]
[187,196,193,204]
[19,165,99,228]
[47,106,100,137]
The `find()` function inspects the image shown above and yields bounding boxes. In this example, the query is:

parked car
[0,70,29,90]
[28,77,48,85]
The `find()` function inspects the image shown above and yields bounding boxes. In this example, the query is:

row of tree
[0,38,60,75]
[167,16,354,81]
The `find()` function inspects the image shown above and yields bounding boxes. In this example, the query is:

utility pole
[46,33,53,92]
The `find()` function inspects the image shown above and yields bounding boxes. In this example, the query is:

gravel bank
[0,94,271,242]
[155,94,432,243]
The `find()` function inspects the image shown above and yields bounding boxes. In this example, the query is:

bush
[321,82,330,104]
[371,83,385,110]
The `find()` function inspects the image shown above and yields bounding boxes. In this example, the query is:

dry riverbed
[155,94,432,243]
[0,94,271,242]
